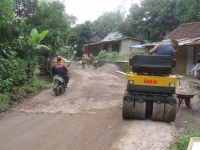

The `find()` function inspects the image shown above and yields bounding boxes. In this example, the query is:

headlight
[129,80,134,84]
[169,82,175,87]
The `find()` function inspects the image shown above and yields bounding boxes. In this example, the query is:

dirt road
[0,62,200,150]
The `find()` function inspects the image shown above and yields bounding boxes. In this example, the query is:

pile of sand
[96,63,121,74]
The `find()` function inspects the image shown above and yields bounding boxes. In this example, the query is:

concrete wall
[186,46,195,75]
[92,34,104,43]
[120,39,141,55]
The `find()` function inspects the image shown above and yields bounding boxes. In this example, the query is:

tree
[123,0,180,41]
[67,21,93,57]
[27,0,70,51]
[25,0,72,74]
[118,3,144,38]
[174,0,200,23]
[67,21,93,45]
[67,14,78,27]
[91,10,123,35]
[0,0,15,28]
[14,0,38,18]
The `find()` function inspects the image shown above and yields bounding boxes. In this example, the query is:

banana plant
[30,28,50,50]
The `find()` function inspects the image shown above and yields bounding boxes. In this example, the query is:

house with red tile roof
[145,21,200,75]
[166,22,200,75]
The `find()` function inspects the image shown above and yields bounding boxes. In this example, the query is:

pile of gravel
[96,63,121,74]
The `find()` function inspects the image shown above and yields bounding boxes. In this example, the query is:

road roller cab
[122,54,179,122]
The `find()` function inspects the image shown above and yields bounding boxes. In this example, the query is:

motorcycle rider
[51,56,69,88]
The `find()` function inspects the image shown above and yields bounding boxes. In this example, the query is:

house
[145,21,200,75]
[90,32,105,43]
[82,31,142,57]
[165,22,200,74]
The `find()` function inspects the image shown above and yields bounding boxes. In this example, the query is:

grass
[171,126,200,150]
[0,80,51,110]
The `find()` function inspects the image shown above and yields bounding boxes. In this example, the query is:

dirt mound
[96,63,121,74]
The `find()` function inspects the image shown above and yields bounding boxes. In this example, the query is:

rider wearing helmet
[51,56,69,88]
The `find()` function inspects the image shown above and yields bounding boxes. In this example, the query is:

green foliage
[0,20,49,60]
[95,50,128,62]
[96,50,108,60]
[0,79,13,93]
[67,21,93,46]
[30,28,50,50]
[0,80,50,109]
[67,21,93,58]
[15,0,38,18]
[0,18,30,59]
[116,0,199,41]
[171,126,200,150]
[91,11,123,35]
[0,94,9,108]
[122,0,180,41]
[67,31,79,46]
[0,58,37,93]
[0,0,15,28]
[26,0,71,74]
[174,0,200,23]
[27,0,70,51]
[60,47,73,59]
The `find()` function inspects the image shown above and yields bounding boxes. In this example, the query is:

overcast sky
[64,0,141,24]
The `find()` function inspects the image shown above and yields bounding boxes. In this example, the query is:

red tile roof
[165,22,200,39]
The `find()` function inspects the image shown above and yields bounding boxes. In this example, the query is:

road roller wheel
[122,100,134,119]
[133,100,146,119]
[163,103,176,122]
[163,94,177,122]
[151,101,165,121]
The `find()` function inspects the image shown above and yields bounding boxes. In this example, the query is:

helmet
[57,56,62,61]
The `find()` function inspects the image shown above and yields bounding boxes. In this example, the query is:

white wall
[186,46,195,75]
[120,39,141,55]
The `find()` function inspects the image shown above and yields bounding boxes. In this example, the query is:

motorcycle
[52,75,66,96]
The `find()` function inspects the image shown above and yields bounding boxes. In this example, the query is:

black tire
[122,101,134,119]
[163,94,177,122]
[151,101,165,121]
[163,103,176,122]
[55,87,60,96]
[133,100,146,119]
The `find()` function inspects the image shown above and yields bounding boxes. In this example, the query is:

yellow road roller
[122,53,179,122]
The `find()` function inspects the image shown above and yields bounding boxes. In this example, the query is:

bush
[93,50,129,62]
[60,47,73,59]
[0,58,37,93]
[0,94,10,108]
[0,80,50,109]
[171,126,200,150]
[74,57,81,61]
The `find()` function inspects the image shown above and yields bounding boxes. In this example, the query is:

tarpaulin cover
[130,45,145,49]
[130,55,176,74]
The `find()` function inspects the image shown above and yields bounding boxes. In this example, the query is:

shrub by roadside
[171,126,200,150]
[0,80,51,111]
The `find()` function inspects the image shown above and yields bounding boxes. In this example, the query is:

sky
[64,0,141,24]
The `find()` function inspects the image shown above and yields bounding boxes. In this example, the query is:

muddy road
[0,62,200,150]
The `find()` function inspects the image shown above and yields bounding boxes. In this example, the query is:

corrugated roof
[83,37,141,46]
[145,37,200,47]
[165,21,200,39]
[101,31,122,42]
